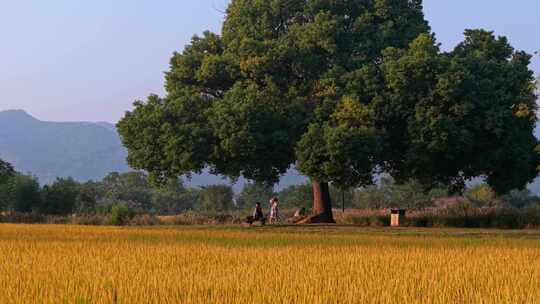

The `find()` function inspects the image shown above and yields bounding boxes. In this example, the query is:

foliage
[1,168,240,216]
[128,214,161,226]
[11,174,42,213]
[102,172,153,210]
[117,0,429,189]
[277,183,313,209]
[41,178,80,215]
[499,189,540,209]
[198,185,234,212]
[151,178,197,215]
[353,177,447,210]
[0,174,42,213]
[329,185,355,210]
[76,181,103,213]
[465,184,498,207]
[110,203,135,226]
[118,1,539,222]
[71,214,110,226]
[236,182,275,209]
[404,206,540,229]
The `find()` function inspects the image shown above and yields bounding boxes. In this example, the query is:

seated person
[294,207,307,218]
[245,202,266,225]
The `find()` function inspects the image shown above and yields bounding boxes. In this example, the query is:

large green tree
[118,0,539,223]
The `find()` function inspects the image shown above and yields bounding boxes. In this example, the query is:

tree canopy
[118,0,539,222]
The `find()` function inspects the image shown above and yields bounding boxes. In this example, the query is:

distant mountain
[0,110,129,184]
[0,110,307,190]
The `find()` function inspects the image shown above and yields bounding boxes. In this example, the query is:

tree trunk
[299,180,335,224]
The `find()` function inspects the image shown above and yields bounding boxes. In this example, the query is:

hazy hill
[0,110,129,184]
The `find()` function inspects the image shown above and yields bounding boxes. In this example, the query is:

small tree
[41,177,80,215]
[102,172,153,210]
[76,181,104,213]
[466,184,498,208]
[198,185,234,212]
[236,182,275,209]
[1,173,41,213]
[500,189,540,209]
[110,203,135,225]
[278,184,313,210]
[151,178,195,215]
[353,178,447,210]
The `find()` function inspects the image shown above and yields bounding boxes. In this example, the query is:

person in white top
[269,197,280,224]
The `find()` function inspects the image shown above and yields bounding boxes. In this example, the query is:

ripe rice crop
[1,224,540,303]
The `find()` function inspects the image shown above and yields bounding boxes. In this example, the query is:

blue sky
[1,0,538,122]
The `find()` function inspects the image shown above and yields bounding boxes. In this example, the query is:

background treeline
[1,171,209,216]
[3,156,540,227]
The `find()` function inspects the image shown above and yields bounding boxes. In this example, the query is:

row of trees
[2,157,539,217]
[241,178,540,211]
[0,164,211,215]
[1,158,308,216]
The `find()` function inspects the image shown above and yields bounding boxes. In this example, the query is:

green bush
[110,204,135,226]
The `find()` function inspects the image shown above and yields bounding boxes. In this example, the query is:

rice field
[1,224,540,303]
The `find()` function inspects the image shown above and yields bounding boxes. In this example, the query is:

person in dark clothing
[246,202,266,225]
[253,202,264,220]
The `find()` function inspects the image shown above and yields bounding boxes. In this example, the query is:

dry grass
[1,224,540,303]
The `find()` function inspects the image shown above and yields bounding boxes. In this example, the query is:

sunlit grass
[1,224,540,303]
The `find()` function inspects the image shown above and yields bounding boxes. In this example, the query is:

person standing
[269,197,280,224]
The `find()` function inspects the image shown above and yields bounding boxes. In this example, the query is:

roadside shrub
[72,214,110,226]
[129,214,161,226]
[0,212,44,224]
[169,210,207,225]
[44,216,70,225]
[110,204,135,226]
[198,185,234,212]
[403,206,540,229]
[167,210,245,225]
[339,212,390,227]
